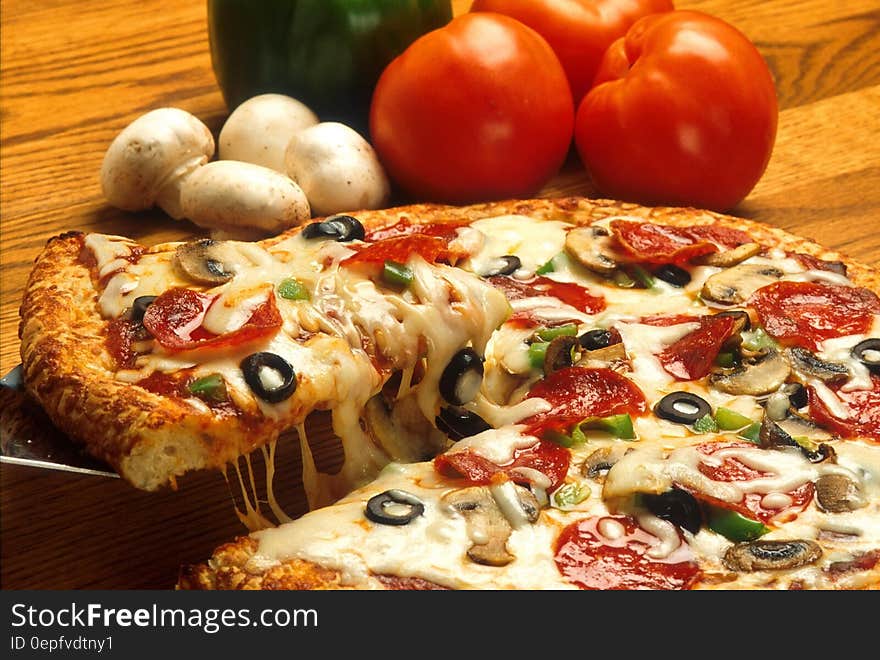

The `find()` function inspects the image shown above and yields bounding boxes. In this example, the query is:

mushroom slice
[816,473,867,513]
[701,263,783,304]
[442,484,538,567]
[710,350,790,396]
[565,226,621,276]
[758,416,835,463]
[787,347,850,384]
[723,540,822,572]
[582,445,631,480]
[173,238,241,285]
[577,342,627,367]
[696,242,762,268]
[544,335,579,375]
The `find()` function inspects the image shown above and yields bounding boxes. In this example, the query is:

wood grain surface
[1,0,878,589]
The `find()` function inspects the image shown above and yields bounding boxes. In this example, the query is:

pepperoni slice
[610,220,752,264]
[554,516,701,590]
[143,288,282,352]
[488,275,606,314]
[658,315,737,380]
[749,281,880,350]
[434,439,570,492]
[342,234,450,267]
[522,367,647,435]
[365,218,468,243]
[788,252,846,275]
[506,310,584,329]
[682,441,814,523]
[808,376,880,441]
[639,314,701,327]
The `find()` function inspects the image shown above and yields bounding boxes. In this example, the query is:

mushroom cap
[180,160,310,237]
[218,94,319,173]
[285,121,390,217]
[100,108,215,217]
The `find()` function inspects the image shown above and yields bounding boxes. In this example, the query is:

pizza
[18,197,880,589]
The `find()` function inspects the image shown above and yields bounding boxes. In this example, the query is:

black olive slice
[578,329,617,351]
[653,264,691,287]
[481,255,521,277]
[715,309,752,331]
[436,407,491,441]
[301,214,365,242]
[240,352,297,403]
[544,335,579,375]
[852,338,880,374]
[365,489,425,526]
[654,391,712,425]
[439,348,484,406]
[130,295,157,324]
[641,488,703,534]
[723,540,822,572]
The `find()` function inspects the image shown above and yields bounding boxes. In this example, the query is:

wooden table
[1,0,878,589]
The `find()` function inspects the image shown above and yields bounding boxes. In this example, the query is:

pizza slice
[18,207,515,511]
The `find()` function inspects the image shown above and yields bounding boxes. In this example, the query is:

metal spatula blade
[0,364,118,478]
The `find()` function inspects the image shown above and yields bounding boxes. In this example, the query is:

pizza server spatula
[0,364,118,478]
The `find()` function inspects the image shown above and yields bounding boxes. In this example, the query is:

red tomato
[575,11,778,211]
[369,13,574,203]
[470,0,673,104]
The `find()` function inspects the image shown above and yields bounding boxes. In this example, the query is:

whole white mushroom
[285,122,390,217]
[219,93,319,173]
[180,160,311,239]
[100,107,214,219]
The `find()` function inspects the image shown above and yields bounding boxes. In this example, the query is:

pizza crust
[18,198,880,493]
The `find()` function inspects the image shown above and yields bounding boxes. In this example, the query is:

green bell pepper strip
[528,342,549,369]
[630,265,656,289]
[707,507,770,542]
[535,324,578,341]
[188,373,228,403]
[553,482,591,509]
[693,413,718,433]
[278,277,310,301]
[382,260,413,288]
[549,413,637,446]
[714,351,736,368]
[535,251,569,275]
[207,0,453,132]
[741,327,778,352]
[739,422,762,444]
[715,407,753,431]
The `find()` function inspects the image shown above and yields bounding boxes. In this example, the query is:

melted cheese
[615,321,700,402]
[464,215,571,275]
[86,213,880,589]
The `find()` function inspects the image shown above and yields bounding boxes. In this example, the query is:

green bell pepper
[207,0,453,132]
[188,373,228,403]
[707,507,769,542]
[382,260,413,288]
